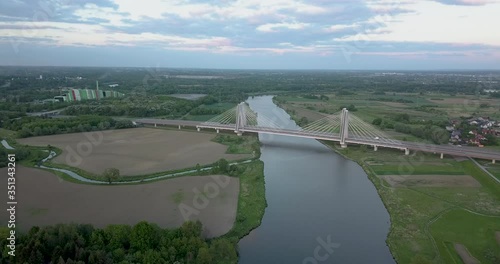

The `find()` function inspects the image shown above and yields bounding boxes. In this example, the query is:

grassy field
[275,92,500,126]
[477,160,500,181]
[279,94,500,264]
[431,209,500,264]
[0,128,15,139]
[212,134,260,155]
[322,143,500,264]
[222,161,267,242]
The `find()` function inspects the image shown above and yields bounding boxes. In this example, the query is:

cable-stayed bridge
[136,102,500,162]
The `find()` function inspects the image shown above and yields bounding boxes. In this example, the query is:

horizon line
[1,65,500,72]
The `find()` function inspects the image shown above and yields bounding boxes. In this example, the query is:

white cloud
[256,22,309,32]
[324,23,359,32]
[109,0,327,23]
[1,0,499,60]
[334,0,500,46]
[74,3,130,27]
[0,21,231,48]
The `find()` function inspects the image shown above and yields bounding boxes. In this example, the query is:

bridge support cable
[348,114,402,146]
[238,104,283,129]
[241,103,259,127]
[303,116,341,134]
[203,106,237,126]
[253,113,283,129]
[219,111,237,125]
[302,111,342,135]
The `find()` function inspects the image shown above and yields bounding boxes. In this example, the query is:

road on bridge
[135,118,500,162]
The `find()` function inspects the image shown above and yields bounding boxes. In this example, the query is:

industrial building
[53,81,124,102]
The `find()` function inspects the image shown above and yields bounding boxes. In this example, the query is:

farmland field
[18,128,252,176]
[0,166,239,238]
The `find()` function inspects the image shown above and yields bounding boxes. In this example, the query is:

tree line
[0,221,237,264]
[372,116,449,144]
[1,116,135,138]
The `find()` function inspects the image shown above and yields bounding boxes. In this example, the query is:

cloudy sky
[1,0,499,69]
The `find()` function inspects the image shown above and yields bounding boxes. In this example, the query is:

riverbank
[332,145,500,264]
[277,99,500,263]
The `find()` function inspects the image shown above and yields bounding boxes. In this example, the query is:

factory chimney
[96,80,99,100]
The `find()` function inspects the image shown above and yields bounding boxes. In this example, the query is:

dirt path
[454,244,480,264]
[0,166,239,238]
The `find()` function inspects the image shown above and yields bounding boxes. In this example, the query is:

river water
[238,96,394,264]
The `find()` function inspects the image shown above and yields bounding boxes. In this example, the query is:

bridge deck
[135,118,500,161]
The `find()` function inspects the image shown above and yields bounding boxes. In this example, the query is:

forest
[0,221,237,264]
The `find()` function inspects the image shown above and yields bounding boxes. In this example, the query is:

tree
[19,126,32,138]
[130,222,159,252]
[484,134,498,146]
[142,249,162,263]
[394,113,410,123]
[33,126,42,136]
[372,118,382,126]
[102,168,120,184]
[208,239,237,262]
[196,247,212,264]
[297,117,309,126]
[217,159,229,173]
[180,221,202,238]
[104,225,131,251]
[57,256,66,264]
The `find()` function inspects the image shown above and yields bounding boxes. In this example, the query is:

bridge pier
[178,125,181,129]
[197,127,200,132]
[493,160,496,164]
[236,131,242,136]
[374,145,378,151]
[216,129,220,134]
[340,143,347,148]
[440,153,444,159]
[404,148,410,155]
[154,123,157,127]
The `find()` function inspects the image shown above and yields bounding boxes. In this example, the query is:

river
[238,96,395,263]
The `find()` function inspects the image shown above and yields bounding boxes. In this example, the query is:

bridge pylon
[339,108,349,148]
[235,102,246,136]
